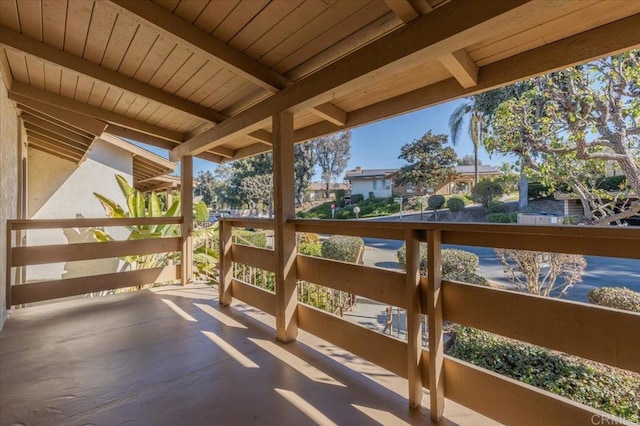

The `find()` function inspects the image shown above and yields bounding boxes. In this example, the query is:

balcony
[3,217,638,425]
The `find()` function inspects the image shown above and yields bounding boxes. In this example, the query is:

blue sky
[132,98,514,179]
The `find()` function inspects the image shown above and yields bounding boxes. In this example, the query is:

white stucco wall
[0,65,20,329]
[350,179,393,199]
[26,139,134,282]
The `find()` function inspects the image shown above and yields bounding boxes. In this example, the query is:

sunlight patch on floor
[249,338,345,387]
[160,299,197,322]
[194,303,247,329]
[352,404,412,425]
[201,330,259,368]
[275,388,338,426]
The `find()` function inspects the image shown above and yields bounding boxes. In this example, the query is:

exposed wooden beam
[232,142,273,161]
[27,134,86,159]
[0,26,226,123]
[139,182,177,193]
[439,49,478,88]
[9,82,184,143]
[29,143,80,163]
[106,0,290,92]
[15,101,106,136]
[100,133,176,170]
[21,114,93,145]
[292,13,640,145]
[384,0,419,23]
[24,124,91,151]
[181,156,194,285]
[311,103,347,126]
[170,0,532,160]
[247,130,273,146]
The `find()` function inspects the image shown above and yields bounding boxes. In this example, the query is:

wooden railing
[219,217,640,425]
[5,217,184,306]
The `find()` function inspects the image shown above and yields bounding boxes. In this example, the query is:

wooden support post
[180,155,193,285]
[273,112,298,343]
[5,221,12,309]
[218,219,233,306]
[406,228,423,408]
[427,229,444,420]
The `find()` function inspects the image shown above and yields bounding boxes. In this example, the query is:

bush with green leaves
[488,200,506,213]
[194,200,209,222]
[297,232,319,244]
[351,193,364,204]
[322,235,364,264]
[588,287,640,312]
[299,242,323,257]
[232,230,267,248]
[528,182,551,199]
[446,197,465,215]
[471,180,504,212]
[595,175,627,191]
[428,194,445,210]
[486,213,518,223]
[396,245,487,285]
[335,189,346,207]
[449,327,640,422]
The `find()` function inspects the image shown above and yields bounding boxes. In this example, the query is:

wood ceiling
[1,0,639,164]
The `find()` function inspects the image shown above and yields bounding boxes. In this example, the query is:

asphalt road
[361,237,640,303]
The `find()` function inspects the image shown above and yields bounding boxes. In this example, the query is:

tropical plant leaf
[93,193,127,218]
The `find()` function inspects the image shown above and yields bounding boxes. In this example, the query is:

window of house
[384,179,391,190]
[373,179,378,190]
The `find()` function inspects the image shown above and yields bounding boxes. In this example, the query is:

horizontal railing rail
[220,217,640,425]
[5,217,185,306]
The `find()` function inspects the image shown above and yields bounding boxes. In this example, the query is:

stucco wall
[0,67,19,330]
[350,179,393,199]
[26,139,133,282]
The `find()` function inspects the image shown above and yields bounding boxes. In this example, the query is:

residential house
[304,182,349,202]
[345,167,397,198]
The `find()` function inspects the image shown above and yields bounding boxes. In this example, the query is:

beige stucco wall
[26,139,133,282]
[0,65,20,330]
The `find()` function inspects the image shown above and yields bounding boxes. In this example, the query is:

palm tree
[449,100,486,186]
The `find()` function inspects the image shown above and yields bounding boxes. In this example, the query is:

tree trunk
[518,163,528,210]
[473,141,479,186]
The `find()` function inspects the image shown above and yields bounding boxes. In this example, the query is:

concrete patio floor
[0,284,493,425]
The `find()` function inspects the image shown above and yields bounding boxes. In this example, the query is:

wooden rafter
[384,0,420,23]
[170,0,532,160]
[439,49,478,88]
[15,102,106,136]
[311,103,348,127]
[0,27,226,123]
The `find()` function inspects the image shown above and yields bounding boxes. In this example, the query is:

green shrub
[194,200,209,222]
[397,245,487,285]
[486,213,517,223]
[446,197,465,214]
[299,242,322,257]
[471,180,503,211]
[449,327,640,422]
[336,189,346,207]
[322,236,364,264]
[488,200,506,213]
[588,287,640,312]
[232,230,267,248]
[596,175,627,191]
[368,191,375,199]
[428,194,446,210]
[297,232,319,244]
[528,182,551,199]
[351,194,364,204]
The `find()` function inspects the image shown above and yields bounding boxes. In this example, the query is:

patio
[0,284,488,425]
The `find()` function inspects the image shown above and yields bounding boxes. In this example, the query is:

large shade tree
[394,131,458,193]
[485,51,640,225]
[313,131,351,197]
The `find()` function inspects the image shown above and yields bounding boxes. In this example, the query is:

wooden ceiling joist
[15,100,107,136]
[311,103,348,127]
[23,124,91,151]
[170,0,532,160]
[27,134,86,158]
[0,27,226,123]
[21,114,94,144]
[384,0,421,23]
[9,82,183,144]
[29,143,81,163]
[439,49,479,88]
[291,13,640,145]
[247,130,273,146]
[106,0,290,92]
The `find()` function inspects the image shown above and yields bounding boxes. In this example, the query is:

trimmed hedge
[487,212,518,223]
[471,180,503,211]
[194,200,209,222]
[449,327,640,422]
[299,242,322,257]
[588,287,640,313]
[297,232,319,244]
[322,235,364,264]
[428,194,446,210]
[488,200,506,213]
[446,197,465,214]
[397,245,487,285]
[351,193,364,204]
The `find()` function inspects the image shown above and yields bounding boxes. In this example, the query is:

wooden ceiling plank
[27,133,86,157]
[311,102,347,126]
[59,68,78,98]
[107,0,289,92]
[18,105,95,139]
[99,86,123,111]
[0,27,226,123]
[5,49,29,82]
[227,1,299,53]
[172,0,210,24]
[170,0,532,160]
[87,81,110,107]
[25,55,45,89]
[43,62,62,94]
[384,0,420,23]
[213,0,269,44]
[63,0,93,57]
[42,0,67,50]
[82,1,119,64]
[439,48,478,88]
[16,0,42,41]
[9,82,183,143]
[117,25,159,78]
[22,114,92,144]
[192,1,238,36]
[155,52,207,94]
[0,0,21,33]
[100,13,139,72]
[25,125,90,152]
[73,74,94,103]
[292,13,640,145]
